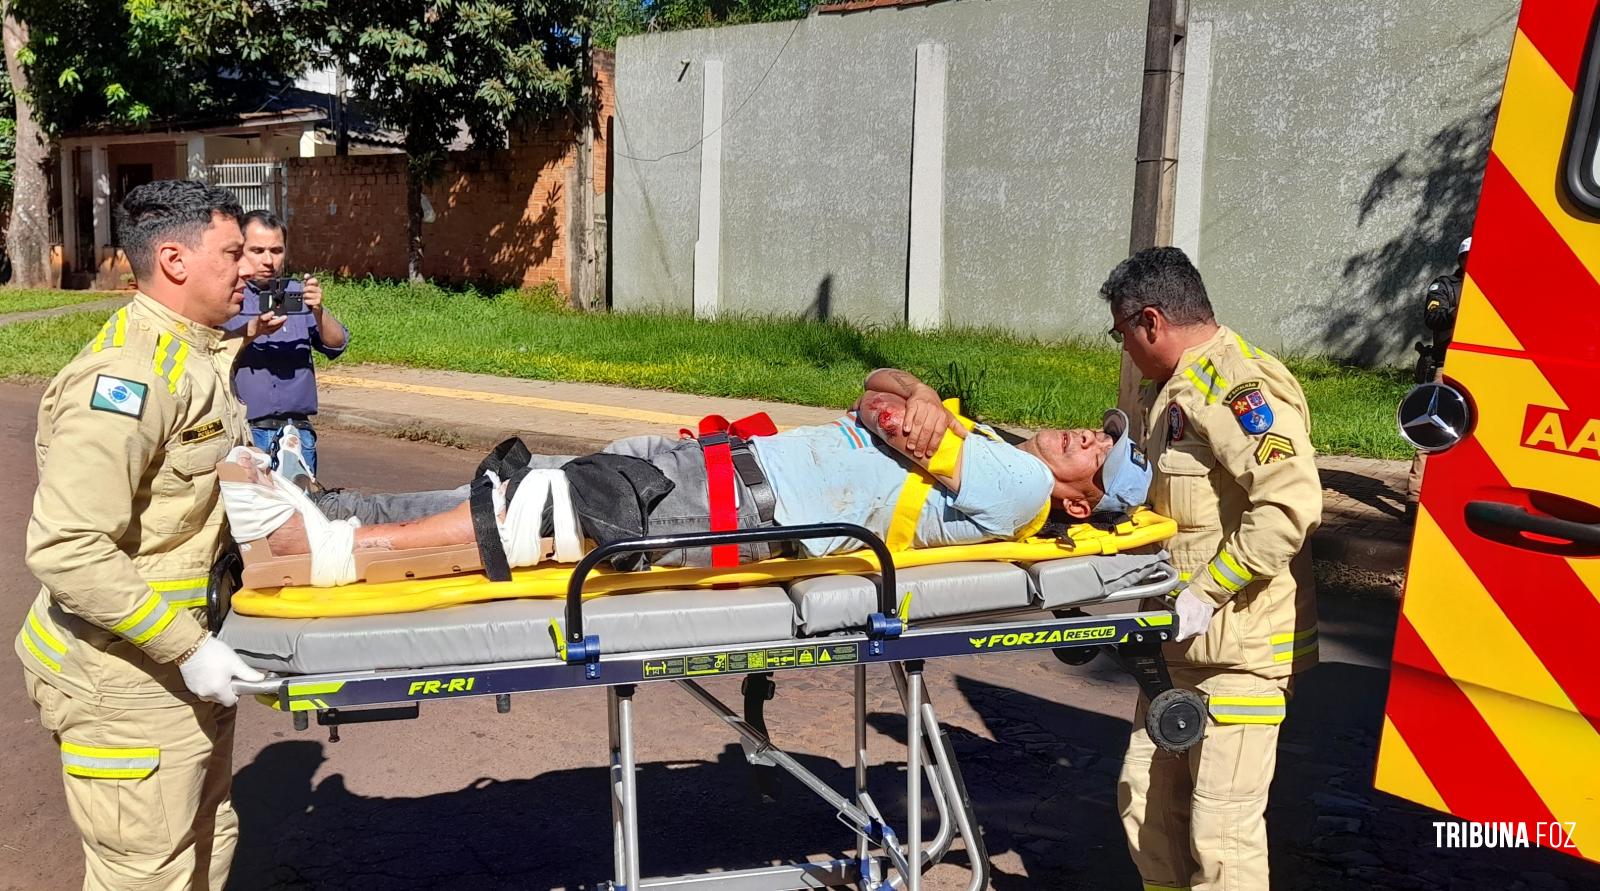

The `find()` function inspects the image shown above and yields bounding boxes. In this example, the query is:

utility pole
[334,61,349,156]
[571,29,598,310]
[1121,0,1188,423]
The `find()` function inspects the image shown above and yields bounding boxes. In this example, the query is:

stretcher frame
[221,523,1200,891]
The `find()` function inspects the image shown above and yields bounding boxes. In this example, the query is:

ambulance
[1379,0,1600,862]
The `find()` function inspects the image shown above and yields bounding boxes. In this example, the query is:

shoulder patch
[1226,381,1275,434]
[1167,402,1186,441]
[1255,433,1296,464]
[89,374,148,419]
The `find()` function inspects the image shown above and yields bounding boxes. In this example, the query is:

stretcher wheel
[1147,688,1205,753]
[1052,645,1101,666]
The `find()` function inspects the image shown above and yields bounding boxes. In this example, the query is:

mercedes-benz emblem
[1397,383,1472,453]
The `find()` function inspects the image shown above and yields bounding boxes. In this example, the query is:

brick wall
[285,52,614,292]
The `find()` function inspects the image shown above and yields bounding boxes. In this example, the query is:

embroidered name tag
[179,419,225,444]
[89,375,148,419]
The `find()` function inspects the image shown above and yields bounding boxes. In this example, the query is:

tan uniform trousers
[1119,668,1290,891]
[25,674,238,891]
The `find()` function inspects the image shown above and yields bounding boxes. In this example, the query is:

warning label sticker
[641,643,860,679]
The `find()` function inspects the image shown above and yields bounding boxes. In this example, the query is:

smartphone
[264,277,306,314]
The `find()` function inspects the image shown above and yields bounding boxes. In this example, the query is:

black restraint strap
[476,436,534,480]
[729,439,777,526]
[469,475,512,582]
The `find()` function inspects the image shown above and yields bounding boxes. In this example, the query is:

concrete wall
[613,0,1518,363]
[613,0,1147,331]
[1185,0,1518,362]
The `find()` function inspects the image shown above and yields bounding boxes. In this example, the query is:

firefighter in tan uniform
[16,181,281,890]
[1101,248,1321,891]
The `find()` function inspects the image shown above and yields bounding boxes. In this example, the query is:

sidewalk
[314,364,1413,575]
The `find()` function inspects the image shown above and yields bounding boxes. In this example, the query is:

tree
[1,0,305,286]
[3,7,46,286]
[300,1,591,283]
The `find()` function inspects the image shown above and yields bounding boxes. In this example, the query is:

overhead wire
[615,15,806,164]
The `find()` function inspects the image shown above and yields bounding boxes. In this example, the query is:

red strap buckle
[697,413,776,567]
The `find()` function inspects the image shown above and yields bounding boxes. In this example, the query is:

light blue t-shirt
[749,414,1054,557]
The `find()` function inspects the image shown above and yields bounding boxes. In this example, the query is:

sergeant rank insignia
[1255,433,1296,464]
[1226,382,1274,434]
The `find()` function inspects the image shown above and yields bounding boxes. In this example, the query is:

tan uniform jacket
[16,293,249,708]
[1139,326,1321,678]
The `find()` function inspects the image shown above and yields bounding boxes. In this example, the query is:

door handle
[1465,501,1600,546]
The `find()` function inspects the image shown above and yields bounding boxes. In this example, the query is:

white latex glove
[1172,587,1218,643]
[178,636,265,707]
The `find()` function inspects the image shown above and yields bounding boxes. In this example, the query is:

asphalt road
[0,381,1595,890]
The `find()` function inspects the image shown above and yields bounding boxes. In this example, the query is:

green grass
[0,280,1416,458]
[0,288,122,315]
[0,310,110,382]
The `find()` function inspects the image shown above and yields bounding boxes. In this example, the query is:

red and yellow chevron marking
[1378,1,1600,863]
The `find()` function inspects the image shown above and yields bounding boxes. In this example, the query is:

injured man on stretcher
[220,368,1152,586]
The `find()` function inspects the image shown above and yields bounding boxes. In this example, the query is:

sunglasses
[1107,307,1152,344]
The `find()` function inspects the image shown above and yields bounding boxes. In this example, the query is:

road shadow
[232,738,924,890]
[883,652,1600,890]
[1321,467,1409,520]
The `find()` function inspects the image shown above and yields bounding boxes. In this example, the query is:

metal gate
[203,161,287,218]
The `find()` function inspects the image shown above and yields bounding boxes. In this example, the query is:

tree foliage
[291,1,595,281]
[593,0,817,48]
[10,0,303,135]
[299,1,588,176]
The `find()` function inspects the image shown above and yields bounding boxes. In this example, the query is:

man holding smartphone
[222,209,349,474]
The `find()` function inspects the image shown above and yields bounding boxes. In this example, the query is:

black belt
[727,438,778,528]
[250,415,313,431]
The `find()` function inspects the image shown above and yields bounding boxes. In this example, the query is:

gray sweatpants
[310,434,778,566]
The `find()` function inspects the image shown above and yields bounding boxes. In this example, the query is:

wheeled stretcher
[216,521,1204,890]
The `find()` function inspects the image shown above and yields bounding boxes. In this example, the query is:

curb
[1310,530,1410,576]
[315,406,612,457]
[0,298,126,328]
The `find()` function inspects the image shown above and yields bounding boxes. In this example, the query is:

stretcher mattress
[220,552,1179,675]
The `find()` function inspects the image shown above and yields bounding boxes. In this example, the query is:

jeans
[250,423,318,474]
[303,434,779,566]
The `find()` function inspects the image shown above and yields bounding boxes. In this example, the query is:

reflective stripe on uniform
[1182,358,1228,404]
[20,609,68,672]
[1234,333,1266,360]
[149,576,209,611]
[110,591,179,646]
[60,741,159,779]
[1208,694,1287,725]
[1143,884,1191,891]
[91,308,129,353]
[1271,628,1319,662]
[152,332,189,395]
[1206,549,1255,594]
